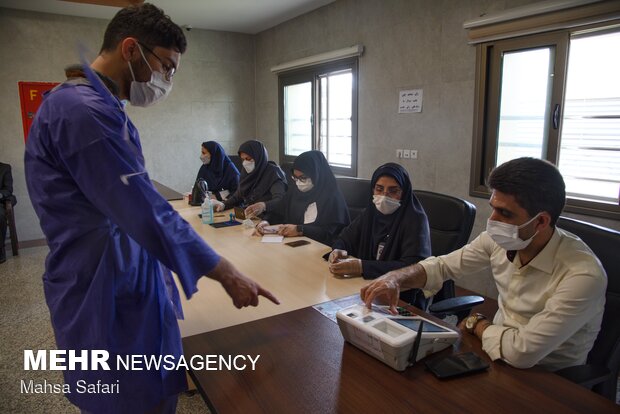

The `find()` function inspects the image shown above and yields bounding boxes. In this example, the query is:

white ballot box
[336,304,459,371]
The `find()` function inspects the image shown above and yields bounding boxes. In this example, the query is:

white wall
[254,0,620,295]
[0,7,256,241]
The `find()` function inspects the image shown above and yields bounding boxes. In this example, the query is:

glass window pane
[559,31,620,205]
[496,48,552,166]
[320,71,352,168]
[284,82,312,156]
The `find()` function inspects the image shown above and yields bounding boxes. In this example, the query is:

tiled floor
[0,246,208,413]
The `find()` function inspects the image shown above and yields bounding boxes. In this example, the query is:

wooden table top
[169,199,368,337]
[183,305,620,414]
[152,179,184,200]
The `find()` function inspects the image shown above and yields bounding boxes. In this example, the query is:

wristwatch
[296,224,303,235]
[465,313,487,334]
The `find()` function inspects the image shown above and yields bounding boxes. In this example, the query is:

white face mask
[486,213,541,251]
[128,44,172,107]
[200,154,210,165]
[296,178,314,193]
[242,160,255,174]
[373,195,401,215]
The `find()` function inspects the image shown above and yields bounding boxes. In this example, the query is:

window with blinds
[470,22,620,219]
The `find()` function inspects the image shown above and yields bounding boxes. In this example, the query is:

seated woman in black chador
[328,163,431,305]
[216,140,287,217]
[196,141,239,201]
[256,150,350,245]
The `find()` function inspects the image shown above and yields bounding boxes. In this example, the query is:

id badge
[376,242,385,260]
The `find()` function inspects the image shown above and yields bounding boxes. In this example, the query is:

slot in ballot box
[336,305,459,371]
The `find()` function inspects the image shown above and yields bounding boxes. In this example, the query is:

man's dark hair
[100,3,186,53]
[488,157,566,226]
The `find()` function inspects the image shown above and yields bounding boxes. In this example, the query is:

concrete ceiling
[0,0,335,34]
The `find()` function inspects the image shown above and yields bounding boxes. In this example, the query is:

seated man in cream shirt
[361,157,606,371]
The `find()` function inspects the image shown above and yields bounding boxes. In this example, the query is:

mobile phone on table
[285,240,310,248]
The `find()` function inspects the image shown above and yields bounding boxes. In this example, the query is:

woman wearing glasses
[216,140,287,216]
[255,150,350,245]
[196,141,240,201]
[328,163,431,295]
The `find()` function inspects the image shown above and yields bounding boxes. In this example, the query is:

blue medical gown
[24,77,220,413]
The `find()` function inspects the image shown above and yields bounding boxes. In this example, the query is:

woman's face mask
[242,160,255,174]
[373,195,401,215]
[486,213,541,251]
[296,178,314,193]
[200,154,211,165]
[127,44,172,107]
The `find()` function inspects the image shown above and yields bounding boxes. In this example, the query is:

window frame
[470,21,620,220]
[278,57,359,177]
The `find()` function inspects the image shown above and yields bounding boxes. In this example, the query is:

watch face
[465,315,477,330]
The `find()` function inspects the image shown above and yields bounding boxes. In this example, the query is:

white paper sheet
[261,235,284,243]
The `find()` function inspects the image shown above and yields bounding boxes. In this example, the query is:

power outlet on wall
[395,149,418,159]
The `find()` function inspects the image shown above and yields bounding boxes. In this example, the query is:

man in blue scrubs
[24,4,278,413]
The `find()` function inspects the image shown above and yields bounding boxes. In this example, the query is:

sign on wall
[398,89,423,113]
[18,81,59,142]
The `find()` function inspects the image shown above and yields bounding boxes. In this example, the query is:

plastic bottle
[201,192,214,224]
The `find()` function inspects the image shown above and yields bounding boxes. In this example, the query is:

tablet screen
[392,318,451,333]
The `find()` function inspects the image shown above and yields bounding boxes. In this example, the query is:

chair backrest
[557,217,620,385]
[228,155,243,173]
[335,176,371,221]
[280,161,295,177]
[413,190,477,301]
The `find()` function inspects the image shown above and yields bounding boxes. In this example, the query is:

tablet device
[425,352,489,379]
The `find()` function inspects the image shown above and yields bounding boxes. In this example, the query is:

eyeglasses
[138,41,176,81]
[374,184,402,197]
[291,174,310,183]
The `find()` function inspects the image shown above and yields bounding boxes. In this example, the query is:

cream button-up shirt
[420,228,606,371]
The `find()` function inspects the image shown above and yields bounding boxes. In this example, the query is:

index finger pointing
[258,287,280,305]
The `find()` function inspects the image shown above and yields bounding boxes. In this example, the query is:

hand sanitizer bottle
[202,192,214,224]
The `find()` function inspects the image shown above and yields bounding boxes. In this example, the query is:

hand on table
[359,273,402,315]
[254,220,273,236]
[245,202,266,218]
[329,257,362,277]
[328,249,348,263]
[212,200,225,212]
[278,224,301,237]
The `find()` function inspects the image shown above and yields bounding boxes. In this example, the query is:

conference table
[183,303,619,414]
[168,198,619,413]
[169,199,367,337]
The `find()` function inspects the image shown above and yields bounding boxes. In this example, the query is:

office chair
[413,190,483,322]
[228,155,243,174]
[335,176,371,221]
[554,216,620,401]
[3,197,18,256]
[279,161,295,177]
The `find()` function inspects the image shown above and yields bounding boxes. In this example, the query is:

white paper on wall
[398,89,423,113]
